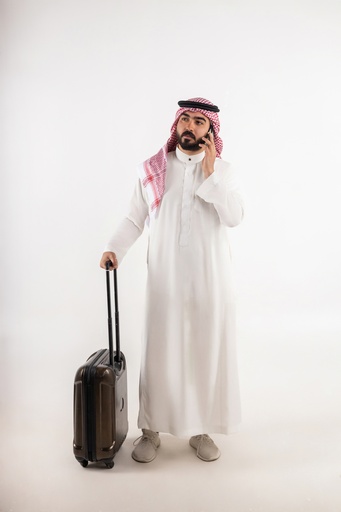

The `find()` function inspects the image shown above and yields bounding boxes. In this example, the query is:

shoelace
[133,433,159,448]
[193,434,213,443]
[201,434,213,444]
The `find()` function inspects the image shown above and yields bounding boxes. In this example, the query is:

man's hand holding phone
[200,129,216,179]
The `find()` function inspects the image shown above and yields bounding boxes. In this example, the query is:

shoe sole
[189,440,221,462]
[131,452,157,463]
[196,450,221,462]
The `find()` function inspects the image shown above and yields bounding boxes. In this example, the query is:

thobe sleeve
[195,163,244,227]
[105,179,149,264]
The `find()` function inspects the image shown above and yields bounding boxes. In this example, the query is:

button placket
[179,162,195,247]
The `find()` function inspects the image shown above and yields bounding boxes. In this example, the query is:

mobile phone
[207,124,214,136]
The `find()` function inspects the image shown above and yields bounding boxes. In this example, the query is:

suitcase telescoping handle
[105,261,122,368]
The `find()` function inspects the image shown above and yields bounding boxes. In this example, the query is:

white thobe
[106,148,244,437]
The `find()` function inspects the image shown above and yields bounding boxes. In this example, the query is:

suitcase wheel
[79,459,88,468]
[105,460,114,469]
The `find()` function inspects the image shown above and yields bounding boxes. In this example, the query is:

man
[100,97,244,463]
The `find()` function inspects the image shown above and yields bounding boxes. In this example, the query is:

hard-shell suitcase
[73,263,128,468]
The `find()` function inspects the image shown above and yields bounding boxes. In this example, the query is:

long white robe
[106,148,244,437]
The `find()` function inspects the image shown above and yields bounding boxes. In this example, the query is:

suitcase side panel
[94,354,128,461]
[73,349,107,463]
[94,366,116,460]
[114,357,128,452]
[73,366,88,462]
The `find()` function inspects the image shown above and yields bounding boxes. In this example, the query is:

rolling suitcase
[73,263,128,468]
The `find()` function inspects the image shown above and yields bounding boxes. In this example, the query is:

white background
[1,0,341,511]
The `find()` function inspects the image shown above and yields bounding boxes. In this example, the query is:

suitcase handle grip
[105,261,122,368]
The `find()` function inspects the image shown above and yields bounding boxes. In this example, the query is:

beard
[176,130,205,152]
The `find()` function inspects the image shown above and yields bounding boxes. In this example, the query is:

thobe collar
[176,146,205,164]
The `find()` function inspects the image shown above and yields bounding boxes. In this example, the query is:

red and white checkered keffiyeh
[138,97,223,214]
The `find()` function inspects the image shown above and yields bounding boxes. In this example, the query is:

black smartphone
[207,124,214,137]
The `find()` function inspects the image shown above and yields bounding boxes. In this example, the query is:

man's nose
[187,119,195,131]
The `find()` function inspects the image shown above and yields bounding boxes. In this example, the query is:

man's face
[176,111,211,153]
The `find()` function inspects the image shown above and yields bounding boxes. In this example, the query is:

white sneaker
[132,429,160,463]
[189,434,221,462]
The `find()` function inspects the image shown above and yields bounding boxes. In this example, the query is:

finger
[201,140,214,153]
[108,255,118,270]
[100,252,118,270]
[200,137,210,147]
[205,136,216,151]
[202,134,214,145]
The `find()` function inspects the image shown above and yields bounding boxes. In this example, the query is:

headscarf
[138,97,223,214]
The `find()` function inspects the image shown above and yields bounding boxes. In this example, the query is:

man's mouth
[182,132,195,141]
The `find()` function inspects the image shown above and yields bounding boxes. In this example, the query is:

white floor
[1,324,340,512]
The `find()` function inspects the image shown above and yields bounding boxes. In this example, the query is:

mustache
[181,131,196,140]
